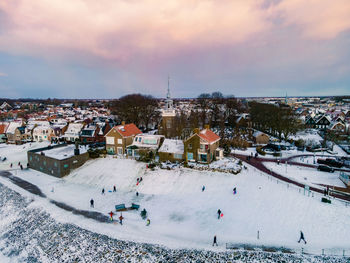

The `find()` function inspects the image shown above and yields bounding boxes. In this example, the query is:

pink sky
[0,0,350,98]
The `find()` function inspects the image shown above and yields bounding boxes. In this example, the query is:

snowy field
[1,143,350,260]
[263,162,346,188]
[1,184,346,263]
[0,141,50,171]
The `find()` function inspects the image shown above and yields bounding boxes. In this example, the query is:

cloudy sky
[0,0,349,99]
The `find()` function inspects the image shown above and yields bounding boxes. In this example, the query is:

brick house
[184,126,221,164]
[105,122,141,155]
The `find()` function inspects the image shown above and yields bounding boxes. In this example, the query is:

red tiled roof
[199,128,220,143]
[0,123,9,134]
[114,123,141,137]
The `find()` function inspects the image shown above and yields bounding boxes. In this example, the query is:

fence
[252,164,350,208]
[225,243,350,257]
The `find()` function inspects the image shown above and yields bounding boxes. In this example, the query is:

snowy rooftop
[38,145,87,160]
[158,139,184,154]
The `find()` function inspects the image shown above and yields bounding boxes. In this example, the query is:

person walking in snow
[90,199,94,208]
[217,209,221,219]
[298,231,307,244]
[109,211,114,221]
[136,191,139,197]
[119,214,124,225]
[113,185,116,192]
[212,235,218,246]
[146,218,150,226]
[102,188,105,195]
[202,186,205,192]
[233,187,237,195]
[10,163,12,168]
[140,177,143,182]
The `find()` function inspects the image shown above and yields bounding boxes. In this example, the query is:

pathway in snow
[0,170,110,223]
[233,154,350,202]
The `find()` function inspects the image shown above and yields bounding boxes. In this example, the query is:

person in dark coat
[202,186,205,192]
[102,188,105,195]
[217,209,221,219]
[113,185,116,192]
[233,187,237,195]
[90,199,94,208]
[212,235,218,246]
[298,231,307,244]
[10,163,13,168]
[119,214,124,225]
[136,191,139,197]
[140,177,143,182]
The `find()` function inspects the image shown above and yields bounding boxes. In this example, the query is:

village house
[80,124,101,143]
[6,121,23,144]
[184,125,222,164]
[63,123,84,142]
[126,134,164,158]
[105,122,141,155]
[33,125,54,142]
[158,139,184,163]
[0,122,9,143]
[27,143,89,178]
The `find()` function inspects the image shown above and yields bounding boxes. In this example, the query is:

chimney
[193,128,200,134]
[121,121,125,126]
[204,124,210,130]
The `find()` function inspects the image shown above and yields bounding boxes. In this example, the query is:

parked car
[317,158,343,168]
[317,165,334,173]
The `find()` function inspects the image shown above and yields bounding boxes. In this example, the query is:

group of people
[136,177,143,186]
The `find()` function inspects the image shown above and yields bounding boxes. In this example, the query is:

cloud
[0,71,7,77]
[0,0,272,63]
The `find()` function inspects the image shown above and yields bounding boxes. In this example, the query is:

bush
[256,146,266,156]
[272,152,281,157]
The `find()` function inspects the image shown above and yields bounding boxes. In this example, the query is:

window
[187,152,193,160]
[188,143,192,149]
[29,156,32,161]
[64,164,69,168]
[54,162,57,167]
[138,137,142,142]
[106,137,115,145]
[166,119,171,129]
[117,139,122,144]
[134,137,138,141]
[174,154,182,159]
[43,161,46,166]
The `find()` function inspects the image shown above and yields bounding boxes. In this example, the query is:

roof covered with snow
[158,139,184,154]
[6,121,22,134]
[39,145,87,160]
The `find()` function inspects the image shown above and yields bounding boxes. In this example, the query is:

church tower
[160,77,176,138]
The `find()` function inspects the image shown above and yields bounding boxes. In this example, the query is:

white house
[63,123,84,142]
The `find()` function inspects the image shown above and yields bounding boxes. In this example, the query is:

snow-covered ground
[234,129,348,158]
[1,143,350,259]
[3,157,350,254]
[0,142,50,170]
[0,184,345,263]
[263,162,346,188]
